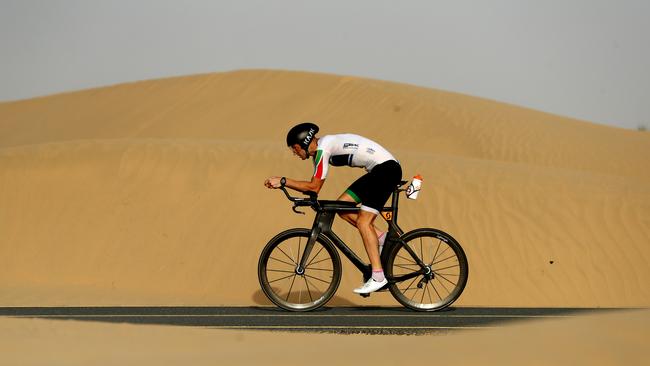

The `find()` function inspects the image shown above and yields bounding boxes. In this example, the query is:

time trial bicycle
[258,181,468,312]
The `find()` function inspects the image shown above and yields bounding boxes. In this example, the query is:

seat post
[391,187,401,224]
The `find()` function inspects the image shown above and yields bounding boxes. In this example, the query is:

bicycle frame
[291,184,427,281]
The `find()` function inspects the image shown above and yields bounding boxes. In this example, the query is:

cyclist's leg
[348,160,402,260]
[337,191,384,238]
[356,208,382,270]
[349,161,401,293]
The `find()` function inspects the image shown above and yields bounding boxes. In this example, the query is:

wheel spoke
[434,272,459,277]
[304,276,324,297]
[303,276,314,302]
[269,273,295,284]
[425,281,434,304]
[277,246,297,266]
[431,240,441,266]
[266,269,295,274]
[394,263,420,271]
[401,275,420,300]
[401,242,426,267]
[308,257,332,267]
[396,253,416,264]
[432,253,458,266]
[432,245,451,264]
[306,267,333,272]
[304,274,331,285]
[419,237,424,263]
[399,274,419,291]
[269,256,295,267]
[434,274,451,294]
[400,287,419,292]
[410,285,421,301]
[420,281,427,304]
[429,280,443,301]
[433,263,460,272]
[285,273,297,301]
[435,272,459,287]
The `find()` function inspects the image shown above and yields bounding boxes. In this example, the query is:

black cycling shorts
[345,160,402,214]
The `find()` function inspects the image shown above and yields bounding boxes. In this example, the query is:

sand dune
[1,70,649,307]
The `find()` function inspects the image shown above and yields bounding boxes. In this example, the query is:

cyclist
[264,122,402,294]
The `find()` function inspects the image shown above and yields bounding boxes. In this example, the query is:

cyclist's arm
[264,148,328,193]
[283,176,325,194]
[282,147,327,193]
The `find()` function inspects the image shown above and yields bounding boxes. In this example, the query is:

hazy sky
[1,0,648,129]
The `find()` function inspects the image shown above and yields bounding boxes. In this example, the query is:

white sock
[372,269,385,282]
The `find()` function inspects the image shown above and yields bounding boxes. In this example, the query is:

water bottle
[406,174,423,200]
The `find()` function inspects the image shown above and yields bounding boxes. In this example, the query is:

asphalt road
[0,307,609,335]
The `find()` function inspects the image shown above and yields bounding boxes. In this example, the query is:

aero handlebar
[279,186,318,215]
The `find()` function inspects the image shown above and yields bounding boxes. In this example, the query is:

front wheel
[258,228,342,311]
[386,228,468,311]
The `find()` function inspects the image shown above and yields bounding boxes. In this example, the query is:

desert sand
[1,69,649,363]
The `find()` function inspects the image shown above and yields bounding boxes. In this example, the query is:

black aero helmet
[286,122,319,152]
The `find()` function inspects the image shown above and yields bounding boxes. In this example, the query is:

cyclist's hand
[264,176,282,189]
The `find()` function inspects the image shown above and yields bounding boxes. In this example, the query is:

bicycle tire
[386,228,468,311]
[258,228,342,311]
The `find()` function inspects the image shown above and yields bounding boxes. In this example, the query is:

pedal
[359,293,371,298]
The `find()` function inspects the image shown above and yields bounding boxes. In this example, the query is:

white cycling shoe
[353,278,388,294]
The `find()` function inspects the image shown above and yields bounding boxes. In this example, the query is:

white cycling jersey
[312,134,397,179]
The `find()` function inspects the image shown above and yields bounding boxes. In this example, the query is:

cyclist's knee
[356,210,376,228]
